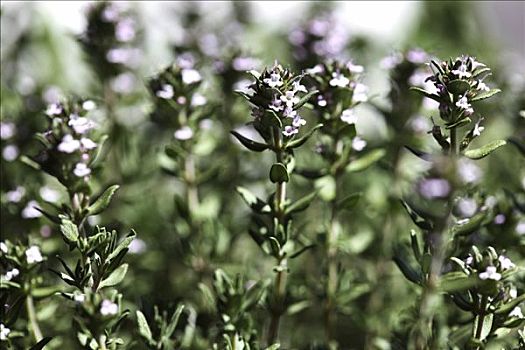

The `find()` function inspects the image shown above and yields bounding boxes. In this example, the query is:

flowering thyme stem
[267,127,288,345]
[26,294,43,343]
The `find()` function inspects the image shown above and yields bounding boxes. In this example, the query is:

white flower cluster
[0,323,9,341]
[25,245,43,264]
[478,255,515,281]
[100,299,119,316]
[2,268,19,281]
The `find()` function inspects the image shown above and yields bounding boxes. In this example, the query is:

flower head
[156,84,174,99]
[0,323,10,341]
[329,72,350,87]
[25,245,43,264]
[174,126,194,141]
[73,163,91,177]
[58,134,81,153]
[100,299,118,316]
[181,69,202,85]
[498,255,515,270]
[479,266,501,281]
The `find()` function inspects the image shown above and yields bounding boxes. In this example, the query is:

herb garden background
[1,1,524,349]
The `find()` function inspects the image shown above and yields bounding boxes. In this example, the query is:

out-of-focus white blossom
[22,201,42,219]
[352,136,367,151]
[25,245,43,264]
[181,69,202,85]
[478,266,501,281]
[419,178,450,199]
[174,126,194,141]
[340,109,357,124]
[0,122,16,140]
[100,299,118,316]
[2,145,19,161]
[73,163,91,177]
[58,134,81,153]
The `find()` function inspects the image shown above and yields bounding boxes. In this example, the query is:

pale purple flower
[69,115,95,134]
[283,126,298,137]
[456,95,473,115]
[42,87,62,104]
[174,126,193,140]
[498,255,515,270]
[452,63,471,79]
[476,81,490,91]
[292,81,308,93]
[458,158,482,184]
[128,238,147,254]
[269,98,285,112]
[73,163,91,177]
[82,100,96,111]
[58,134,81,153]
[309,18,331,36]
[280,91,300,108]
[191,93,207,107]
[176,96,187,105]
[307,64,324,75]
[101,3,122,22]
[40,186,60,203]
[25,245,43,264]
[419,178,451,199]
[45,103,63,116]
[352,83,368,103]
[263,72,283,88]
[510,306,524,318]
[292,115,306,128]
[115,18,136,42]
[473,121,484,137]
[329,72,350,87]
[106,48,141,66]
[457,198,477,217]
[288,29,306,45]
[40,225,52,238]
[340,109,357,124]
[22,201,42,219]
[80,137,97,150]
[380,52,403,69]
[406,49,428,64]
[111,73,136,94]
[181,69,202,85]
[176,52,196,69]
[408,69,429,87]
[0,323,10,341]
[232,57,259,71]
[0,122,16,140]
[494,214,506,225]
[100,299,118,316]
[3,268,19,281]
[478,266,501,281]
[346,61,364,74]
[2,145,19,161]
[156,84,174,99]
[352,136,367,151]
[6,186,25,203]
[410,116,431,134]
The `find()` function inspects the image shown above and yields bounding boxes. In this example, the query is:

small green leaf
[401,201,434,231]
[474,313,494,341]
[285,191,317,216]
[464,140,506,159]
[346,149,385,173]
[270,163,289,183]
[337,192,361,211]
[165,304,185,338]
[446,79,470,95]
[286,123,323,149]
[438,272,479,292]
[410,230,421,262]
[87,185,120,216]
[107,231,137,262]
[445,117,471,129]
[470,88,501,102]
[409,86,441,102]
[236,187,269,213]
[99,263,129,289]
[29,337,53,350]
[293,90,319,110]
[60,218,79,244]
[495,294,525,315]
[289,244,316,259]
[136,311,153,342]
[231,131,269,152]
[393,252,421,284]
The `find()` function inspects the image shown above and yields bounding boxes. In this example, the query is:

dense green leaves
[87,184,120,216]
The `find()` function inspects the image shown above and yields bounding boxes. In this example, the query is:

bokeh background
[1,1,524,349]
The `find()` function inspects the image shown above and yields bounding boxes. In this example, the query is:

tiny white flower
[181,69,202,85]
[509,287,518,299]
[455,95,473,115]
[451,63,471,78]
[292,81,308,93]
[516,219,525,235]
[306,64,324,75]
[406,48,428,64]
[2,145,19,161]
[380,53,402,69]
[457,197,477,217]
[156,84,174,99]
[351,136,367,151]
[472,121,484,137]
[57,134,81,153]
[82,100,96,111]
[40,186,60,203]
[74,293,85,303]
[0,122,16,140]
[174,126,193,140]
[479,266,501,281]
[45,103,63,116]
[292,115,306,128]
[73,163,91,177]
[346,61,364,73]
[498,255,515,270]
[263,72,283,88]
[22,200,42,219]
[0,323,10,341]
[465,255,473,265]
[352,83,368,103]
[458,158,483,184]
[510,306,524,318]
[4,268,20,281]
[280,91,300,107]
[176,96,187,105]
[128,238,147,254]
[340,109,357,124]
[100,299,118,316]
[419,178,451,199]
[115,18,136,42]
[191,93,207,106]
[494,214,506,225]
[6,186,25,203]
[329,72,350,87]
[269,98,285,112]
[0,242,7,254]
[68,115,95,134]
[283,126,298,137]
[111,72,136,94]
[80,137,97,150]
[476,81,490,91]
[25,245,43,264]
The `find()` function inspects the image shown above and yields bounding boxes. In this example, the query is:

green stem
[26,294,43,343]
[185,154,199,214]
[450,127,458,156]
[474,295,489,347]
[324,176,339,343]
